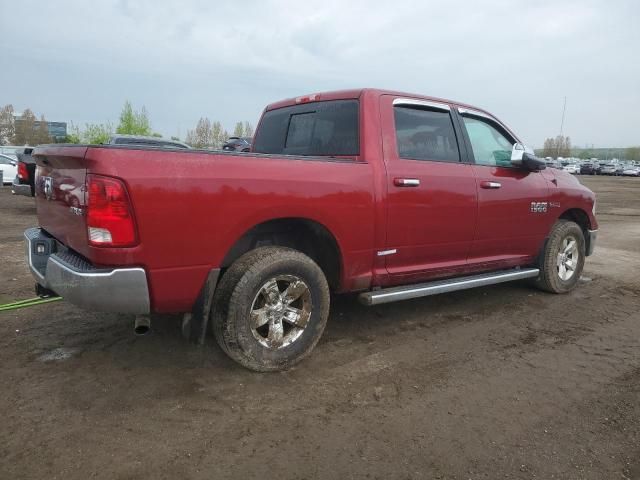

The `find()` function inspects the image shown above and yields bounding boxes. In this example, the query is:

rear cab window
[252,100,359,156]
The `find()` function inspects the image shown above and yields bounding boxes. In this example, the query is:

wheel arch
[220,217,343,291]
[559,207,592,233]
[558,207,594,254]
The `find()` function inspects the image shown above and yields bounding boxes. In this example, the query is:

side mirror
[522,152,546,171]
[510,143,526,166]
[10,161,16,166]
[511,143,545,171]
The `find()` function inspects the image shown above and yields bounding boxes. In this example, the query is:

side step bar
[359,268,540,306]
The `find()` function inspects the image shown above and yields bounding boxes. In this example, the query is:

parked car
[622,166,640,176]
[25,88,598,372]
[105,135,191,149]
[580,163,598,175]
[600,164,617,175]
[0,153,17,184]
[222,136,252,152]
[11,148,36,196]
[544,159,559,169]
[564,164,580,174]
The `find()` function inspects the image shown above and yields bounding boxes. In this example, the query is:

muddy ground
[0,176,638,479]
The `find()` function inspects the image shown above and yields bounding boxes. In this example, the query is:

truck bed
[33,144,376,312]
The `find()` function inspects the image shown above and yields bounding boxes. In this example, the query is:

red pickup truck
[25,88,597,371]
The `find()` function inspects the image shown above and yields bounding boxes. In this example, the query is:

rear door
[456,109,550,266]
[381,96,478,285]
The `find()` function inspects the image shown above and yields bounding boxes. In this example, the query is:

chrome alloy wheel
[556,235,579,281]
[250,275,312,349]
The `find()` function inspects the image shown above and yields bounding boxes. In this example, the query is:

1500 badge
[530,202,548,213]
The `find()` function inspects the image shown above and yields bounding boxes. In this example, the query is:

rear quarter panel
[83,148,376,312]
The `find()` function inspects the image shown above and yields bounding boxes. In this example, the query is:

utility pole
[557,96,567,159]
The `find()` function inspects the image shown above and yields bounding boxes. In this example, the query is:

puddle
[37,348,77,362]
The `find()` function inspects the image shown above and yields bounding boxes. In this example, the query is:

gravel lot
[0,176,638,480]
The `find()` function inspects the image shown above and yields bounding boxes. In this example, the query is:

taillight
[86,174,137,247]
[18,162,29,181]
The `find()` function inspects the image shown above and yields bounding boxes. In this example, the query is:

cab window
[253,100,359,156]
[462,116,513,167]
[393,106,460,162]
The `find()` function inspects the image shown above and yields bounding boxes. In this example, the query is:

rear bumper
[586,229,597,256]
[12,178,32,196]
[25,227,150,314]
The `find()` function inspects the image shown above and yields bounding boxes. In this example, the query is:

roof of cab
[265,88,488,114]
[264,88,518,142]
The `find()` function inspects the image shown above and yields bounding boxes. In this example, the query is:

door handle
[480,181,501,189]
[394,178,420,187]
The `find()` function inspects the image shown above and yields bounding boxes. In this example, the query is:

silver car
[0,153,17,184]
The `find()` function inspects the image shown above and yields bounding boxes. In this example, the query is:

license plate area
[27,229,59,277]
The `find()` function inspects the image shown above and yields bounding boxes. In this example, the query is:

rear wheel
[211,247,330,372]
[534,220,585,293]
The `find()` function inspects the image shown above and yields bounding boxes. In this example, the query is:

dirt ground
[0,176,638,480]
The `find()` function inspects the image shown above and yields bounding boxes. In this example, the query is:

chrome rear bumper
[25,227,150,314]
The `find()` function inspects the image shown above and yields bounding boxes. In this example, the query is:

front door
[381,96,478,285]
[457,111,551,267]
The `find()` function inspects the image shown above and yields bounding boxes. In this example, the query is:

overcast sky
[1,0,638,147]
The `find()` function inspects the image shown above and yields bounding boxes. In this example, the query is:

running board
[359,268,540,306]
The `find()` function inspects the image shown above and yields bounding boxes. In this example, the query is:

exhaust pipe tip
[134,315,151,336]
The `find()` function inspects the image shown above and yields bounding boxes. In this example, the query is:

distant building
[13,116,67,141]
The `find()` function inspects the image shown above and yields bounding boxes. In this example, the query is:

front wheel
[211,247,330,372]
[534,220,586,294]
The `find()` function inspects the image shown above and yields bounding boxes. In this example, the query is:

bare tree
[542,135,571,158]
[12,109,37,145]
[211,121,224,149]
[0,104,15,145]
[35,115,52,145]
[185,117,214,148]
[186,118,249,149]
[243,121,254,138]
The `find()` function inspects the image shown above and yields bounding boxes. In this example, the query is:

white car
[0,154,17,184]
[622,166,640,177]
[564,164,580,174]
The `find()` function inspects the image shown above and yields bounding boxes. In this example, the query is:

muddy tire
[534,220,585,294]
[211,247,330,372]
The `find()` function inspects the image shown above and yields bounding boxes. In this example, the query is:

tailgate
[33,146,89,253]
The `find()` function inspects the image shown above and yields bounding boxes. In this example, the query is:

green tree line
[1,101,254,148]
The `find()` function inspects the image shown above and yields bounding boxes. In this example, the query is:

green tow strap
[0,296,62,312]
